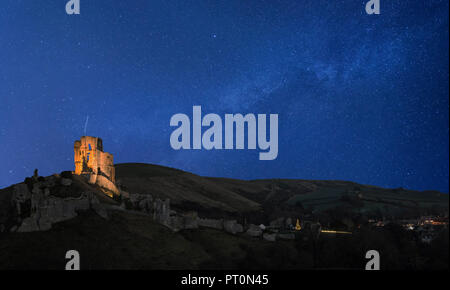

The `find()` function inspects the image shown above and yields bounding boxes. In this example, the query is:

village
[367,216,449,244]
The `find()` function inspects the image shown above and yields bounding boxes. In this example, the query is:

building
[74,136,115,182]
[74,136,119,196]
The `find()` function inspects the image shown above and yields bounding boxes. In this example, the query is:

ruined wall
[96,175,120,196]
[74,140,82,175]
[98,151,115,183]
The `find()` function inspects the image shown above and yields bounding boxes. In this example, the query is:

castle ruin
[74,136,119,196]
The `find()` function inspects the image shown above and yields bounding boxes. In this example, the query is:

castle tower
[74,136,115,183]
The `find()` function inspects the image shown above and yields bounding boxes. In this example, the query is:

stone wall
[98,151,115,183]
[95,175,120,196]
[123,193,304,242]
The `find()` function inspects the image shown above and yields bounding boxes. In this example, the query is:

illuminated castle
[74,136,119,196]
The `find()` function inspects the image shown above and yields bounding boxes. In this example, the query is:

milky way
[0,0,448,192]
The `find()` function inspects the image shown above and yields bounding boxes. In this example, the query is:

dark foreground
[0,209,447,270]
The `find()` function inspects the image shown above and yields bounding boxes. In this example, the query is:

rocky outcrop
[90,194,108,219]
[42,175,57,188]
[10,172,109,233]
[60,178,72,186]
[11,184,31,216]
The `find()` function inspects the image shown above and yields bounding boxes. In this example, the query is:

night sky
[0,0,448,193]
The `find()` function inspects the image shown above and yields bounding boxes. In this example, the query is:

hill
[0,162,448,270]
[115,163,448,222]
[115,163,262,218]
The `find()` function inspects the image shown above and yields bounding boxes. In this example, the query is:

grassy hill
[115,163,262,218]
[116,163,448,221]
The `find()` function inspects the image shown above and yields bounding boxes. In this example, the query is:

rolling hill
[115,163,448,222]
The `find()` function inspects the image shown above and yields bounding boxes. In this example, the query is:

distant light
[321,230,352,235]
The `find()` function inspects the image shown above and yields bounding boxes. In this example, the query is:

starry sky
[0,0,448,193]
